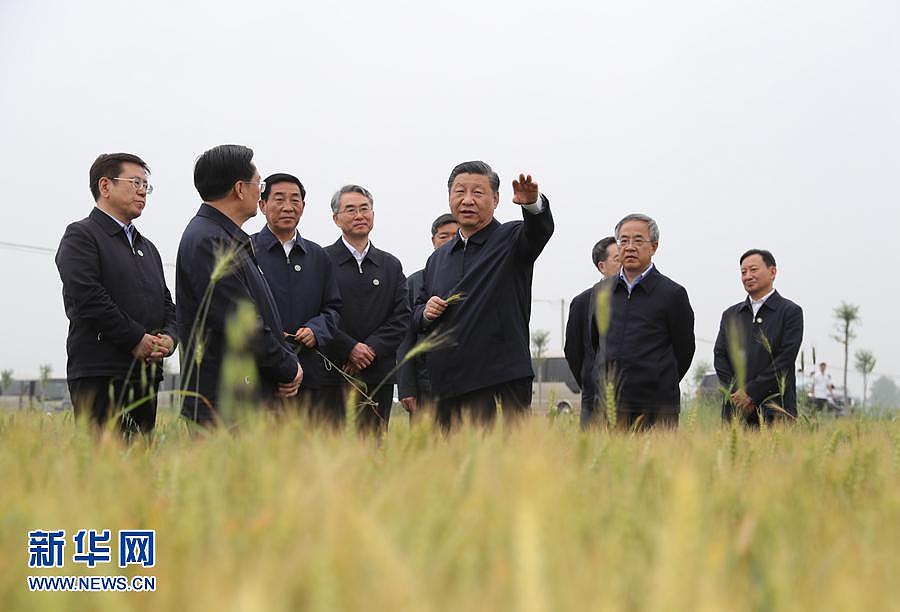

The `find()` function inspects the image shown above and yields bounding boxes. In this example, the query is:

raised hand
[511,173,539,205]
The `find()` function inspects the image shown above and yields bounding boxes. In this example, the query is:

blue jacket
[413,199,554,399]
[56,207,177,382]
[252,226,342,389]
[176,204,299,422]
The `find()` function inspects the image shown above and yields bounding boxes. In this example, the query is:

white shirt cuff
[521,193,545,215]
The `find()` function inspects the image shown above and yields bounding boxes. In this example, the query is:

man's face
[597,243,621,277]
[431,222,459,249]
[617,220,657,274]
[102,162,149,222]
[449,173,499,235]
[740,254,776,297]
[820,363,827,373]
[333,192,374,240]
[260,181,304,235]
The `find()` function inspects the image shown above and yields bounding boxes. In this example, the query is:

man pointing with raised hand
[414,161,554,430]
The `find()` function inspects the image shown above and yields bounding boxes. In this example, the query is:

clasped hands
[131,333,174,363]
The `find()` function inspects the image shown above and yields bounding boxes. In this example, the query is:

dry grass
[1,406,898,611]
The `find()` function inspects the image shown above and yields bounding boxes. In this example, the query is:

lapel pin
[756,317,763,323]
[294,264,302,272]
[136,249,144,257]
[373,279,380,286]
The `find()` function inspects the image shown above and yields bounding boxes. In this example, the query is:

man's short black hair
[740,249,776,268]
[262,173,306,202]
[447,161,500,193]
[591,236,617,268]
[193,144,255,202]
[89,153,149,202]
[431,213,457,236]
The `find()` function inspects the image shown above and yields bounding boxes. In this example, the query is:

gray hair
[330,184,374,214]
[615,213,659,242]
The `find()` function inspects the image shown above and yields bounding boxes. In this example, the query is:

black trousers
[436,377,532,431]
[312,384,394,434]
[68,377,158,436]
[615,409,679,431]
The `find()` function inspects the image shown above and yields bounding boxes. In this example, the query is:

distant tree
[854,350,876,408]
[38,364,52,404]
[1,369,12,395]
[831,302,860,406]
[692,360,711,389]
[870,376,900,408]
[531,329,551,405]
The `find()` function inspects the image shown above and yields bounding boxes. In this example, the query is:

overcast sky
[1,0,897,398]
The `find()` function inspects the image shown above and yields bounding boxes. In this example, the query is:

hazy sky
[1,0,897,399]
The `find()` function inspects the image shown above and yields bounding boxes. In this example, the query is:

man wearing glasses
[590,213,695,429]
[321,185,409,433]
[252,173,342,422]
[176,145,302,426]
[56,153,176,436]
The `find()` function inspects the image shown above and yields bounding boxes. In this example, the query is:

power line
[0,239,176,269]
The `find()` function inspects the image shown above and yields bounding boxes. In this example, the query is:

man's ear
[492,190,500,209]
[332,214,341,228]
[650,242,659,257]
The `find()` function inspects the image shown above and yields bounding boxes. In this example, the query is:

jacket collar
[739,289,783,312]
[614,264,661,294]
[256,225,307,254]
[90,206,139,240]
[451,217,500,251]
[196,203,249,242]
[330,237,383,267]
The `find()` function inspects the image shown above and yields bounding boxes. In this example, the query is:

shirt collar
[618,262,655,292]
[749,288,776,306]
[341,235,370,260]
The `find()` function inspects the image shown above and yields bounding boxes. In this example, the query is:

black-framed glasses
[111,177,153,194]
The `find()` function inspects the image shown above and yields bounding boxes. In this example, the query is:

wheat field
[1,404,898,612]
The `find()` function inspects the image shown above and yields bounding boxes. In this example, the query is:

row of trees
[833,302,880,409]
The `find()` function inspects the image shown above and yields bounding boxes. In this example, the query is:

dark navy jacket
[397,268,429,400]
[590,267,695,414]
[56,207,177,382]
[564,286,596,421]
[252,226,342,389]
[176,204,299,422]
[322,239,409,388]
[713,290,803,420]
[413,199,554,399]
